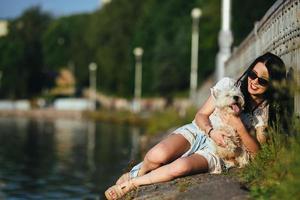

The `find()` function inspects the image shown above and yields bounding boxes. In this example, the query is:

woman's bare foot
[105,180,137,200]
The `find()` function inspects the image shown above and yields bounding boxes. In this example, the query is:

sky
[0,0,102,19]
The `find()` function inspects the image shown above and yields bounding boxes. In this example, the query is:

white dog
[209,85,250,168]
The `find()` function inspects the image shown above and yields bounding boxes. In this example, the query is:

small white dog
[209,85,249,168]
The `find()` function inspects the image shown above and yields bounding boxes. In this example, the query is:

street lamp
[216,0,233,80]
[133,47,143,113]
[190,8,202,103]
[0,70,2,88]
[89,62,98,111]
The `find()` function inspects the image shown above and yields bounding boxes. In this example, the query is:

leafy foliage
[42,14,92,87]
[0,7,51,98]
[0,0,276,98]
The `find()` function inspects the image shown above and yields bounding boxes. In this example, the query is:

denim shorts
[173,122,224,174]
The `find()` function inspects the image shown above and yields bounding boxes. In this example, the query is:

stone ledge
[123,173,249,200]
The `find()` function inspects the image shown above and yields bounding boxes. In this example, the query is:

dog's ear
[211,88,220,99]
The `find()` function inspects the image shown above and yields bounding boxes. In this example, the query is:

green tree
[132,0,220,96]
[0,6,51,98]
[86,0,144,96]
[232,0,276,45]
[43,14,92,88]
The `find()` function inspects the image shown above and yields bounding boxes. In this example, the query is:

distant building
[0,20,8,37]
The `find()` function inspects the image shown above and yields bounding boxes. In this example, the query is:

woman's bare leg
[116,133,190,185]
[108,154,208,199]
[138,134,190,176]
[133,153,208,186]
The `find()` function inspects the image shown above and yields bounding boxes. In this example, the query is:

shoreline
[0,109,147,126]
[0,109,84,120]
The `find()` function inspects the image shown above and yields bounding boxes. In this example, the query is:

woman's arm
[256,126,267,144]
[194,95,215,134]
[194,95,230,147]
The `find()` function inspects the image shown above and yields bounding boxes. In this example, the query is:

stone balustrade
[225,0,300,114]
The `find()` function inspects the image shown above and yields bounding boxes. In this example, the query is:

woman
[105,52,287,200]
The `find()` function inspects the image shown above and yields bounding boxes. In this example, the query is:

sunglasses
[248,70,269,86]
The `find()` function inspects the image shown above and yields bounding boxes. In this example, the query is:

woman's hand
[256,126,267,144]
[210,129,230,147]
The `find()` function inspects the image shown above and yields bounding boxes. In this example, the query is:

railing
[225,0,300,114]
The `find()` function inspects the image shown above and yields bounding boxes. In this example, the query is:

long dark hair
[235,52,287,124]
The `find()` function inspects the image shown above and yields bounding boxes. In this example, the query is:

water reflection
[130,127,140,161]
[87,121,96,172]
[0,117,142,199]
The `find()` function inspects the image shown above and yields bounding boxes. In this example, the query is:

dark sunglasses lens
[248,71,269,86]
[248,71,257,80]
[258,78,269,86]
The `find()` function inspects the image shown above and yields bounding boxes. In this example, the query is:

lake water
[0,117,142,199]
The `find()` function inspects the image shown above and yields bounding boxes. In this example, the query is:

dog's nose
[233,96,239,101]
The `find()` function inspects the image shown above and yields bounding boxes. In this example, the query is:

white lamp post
[133,47,143,113]
[216,0,233,80]
[0,71,2,88]
[190,8,202,103]
[89,62,98,111]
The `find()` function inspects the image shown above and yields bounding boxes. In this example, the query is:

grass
[238,117,300,200]
[145,106,197,136]
[82,106,197,137]
[83,109,147,125]
[82,106,197,131]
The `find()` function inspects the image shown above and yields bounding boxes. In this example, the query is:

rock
[123,173,249,200]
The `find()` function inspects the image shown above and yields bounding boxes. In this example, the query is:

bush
[239,117,300,199]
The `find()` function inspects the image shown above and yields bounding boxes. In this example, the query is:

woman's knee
[145,143,172,164]
[168,159,192,178]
